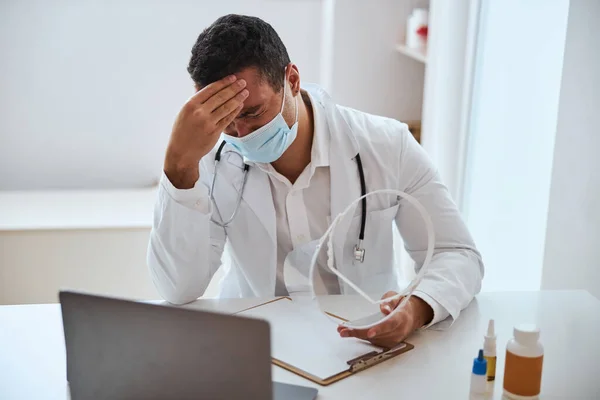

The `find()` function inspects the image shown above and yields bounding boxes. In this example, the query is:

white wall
[1,0,428,304]
[542,0,600,299]
[0,0,323,303]
[0,0,423,190]
[461,0,570,291]
[0,0,322,190]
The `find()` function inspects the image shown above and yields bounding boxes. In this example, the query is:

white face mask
[223,76,298,163]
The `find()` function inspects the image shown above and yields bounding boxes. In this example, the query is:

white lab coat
[148,84,484,324]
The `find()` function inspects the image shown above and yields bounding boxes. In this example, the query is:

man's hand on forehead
[164,75,249,189]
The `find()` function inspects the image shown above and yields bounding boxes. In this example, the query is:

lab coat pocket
[338,204,400,295]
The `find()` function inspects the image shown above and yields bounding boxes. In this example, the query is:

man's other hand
[337,291,434,348]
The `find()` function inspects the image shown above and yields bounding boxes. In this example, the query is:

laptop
[60,291,318,400]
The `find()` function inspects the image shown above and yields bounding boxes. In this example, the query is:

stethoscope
[209,140,368,263]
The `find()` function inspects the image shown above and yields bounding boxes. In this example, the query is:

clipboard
[236,297,414,386]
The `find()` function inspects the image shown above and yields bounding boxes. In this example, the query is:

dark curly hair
[187,14,291,92]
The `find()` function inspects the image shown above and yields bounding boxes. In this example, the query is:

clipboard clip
[347,343,408,373]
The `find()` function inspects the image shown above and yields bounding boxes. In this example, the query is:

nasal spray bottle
[483,319,497,381]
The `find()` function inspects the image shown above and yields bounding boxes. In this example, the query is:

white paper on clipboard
[236,298,380,380]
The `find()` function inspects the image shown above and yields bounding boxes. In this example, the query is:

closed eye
[238,105,264,119]
[238,111,265,120]
[245,112,264,119]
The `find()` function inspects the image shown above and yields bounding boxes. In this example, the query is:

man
[148,14,483,348]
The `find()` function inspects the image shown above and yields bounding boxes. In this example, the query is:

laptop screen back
[60,291,272,400]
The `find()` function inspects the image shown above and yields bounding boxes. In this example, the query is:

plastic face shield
[308,189,435,330]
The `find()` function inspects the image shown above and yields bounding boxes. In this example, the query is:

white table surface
[1,291,599,399]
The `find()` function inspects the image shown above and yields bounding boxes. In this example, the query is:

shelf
[395,44,427,64]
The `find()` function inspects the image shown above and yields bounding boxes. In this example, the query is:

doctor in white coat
[148,14,484,348]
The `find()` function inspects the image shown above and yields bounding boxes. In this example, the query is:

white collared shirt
[251,91,331,296]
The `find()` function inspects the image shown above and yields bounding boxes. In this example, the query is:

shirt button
[195,200,202,206]
[297,234,307,243]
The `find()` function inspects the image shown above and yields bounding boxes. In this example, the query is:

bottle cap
[472,349,487,375]
[514,324,540,345]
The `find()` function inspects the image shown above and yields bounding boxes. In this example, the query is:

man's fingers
[368,314,402,337]
[212,89,249,121]
[204,79,247,112]
[190,75,238,104]
[339,313,405,340]
[380,303,392,315]
[340,324,389,340]
[339,293,413,349]
[368,334,406,349]
[339,327,369,340]
[214,103,243,133]
[340,325,409,349]
[380,291,402,315]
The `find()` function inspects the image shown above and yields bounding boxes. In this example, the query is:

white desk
[1,291,599,399]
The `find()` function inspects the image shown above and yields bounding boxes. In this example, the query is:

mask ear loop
[280,74,287,114]
[308,189,435,330]
[292,95,298,124]
[280,71,299,126]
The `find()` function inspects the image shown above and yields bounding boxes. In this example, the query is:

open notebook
[236,297,413,385]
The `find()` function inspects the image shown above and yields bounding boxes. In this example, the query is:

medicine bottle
[406,8,428,50]
[503,324,544,399]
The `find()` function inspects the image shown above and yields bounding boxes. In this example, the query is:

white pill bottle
[503,324,544,399]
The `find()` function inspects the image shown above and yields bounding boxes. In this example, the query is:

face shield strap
[309,189,436,330]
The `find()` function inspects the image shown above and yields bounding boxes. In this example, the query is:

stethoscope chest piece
[354,243,366,263]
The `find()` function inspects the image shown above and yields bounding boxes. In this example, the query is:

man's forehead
[196,67,273,94]
[236,68,277,111]
[236,68,277,98]
[234,67,265,88]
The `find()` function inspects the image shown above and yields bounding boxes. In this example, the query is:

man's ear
[287,63,301,95]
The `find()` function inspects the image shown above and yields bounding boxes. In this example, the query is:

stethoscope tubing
[209,140,368,261]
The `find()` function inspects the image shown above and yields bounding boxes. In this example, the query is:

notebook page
[237,298,380,380]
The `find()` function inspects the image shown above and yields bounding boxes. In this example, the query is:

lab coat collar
[305,88,330,168]
[302,83,360,161]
